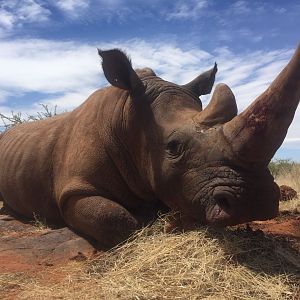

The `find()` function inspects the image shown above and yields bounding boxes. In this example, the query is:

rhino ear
[196,83,237,125]
[182,63,217,97]
[98,48,145,95]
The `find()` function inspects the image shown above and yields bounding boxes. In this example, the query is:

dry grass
[17,219,299,300]
[0,273,28,293]
[276,163,300,194]
[32,212,50,231]
[279,198,300,213]
[275,163,300,213]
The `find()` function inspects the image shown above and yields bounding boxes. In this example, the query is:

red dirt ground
[0,208,99,299]
[251,212,300,251]
[253,215,300,237]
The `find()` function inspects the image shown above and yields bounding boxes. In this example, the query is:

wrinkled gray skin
[0,44,299,248]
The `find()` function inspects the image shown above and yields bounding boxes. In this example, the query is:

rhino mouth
[206,203,242,227]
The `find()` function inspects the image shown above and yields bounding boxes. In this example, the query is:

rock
[279,185,298,201]
[0,212,97,273]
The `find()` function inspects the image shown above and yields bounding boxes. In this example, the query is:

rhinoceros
[0,44,299,247]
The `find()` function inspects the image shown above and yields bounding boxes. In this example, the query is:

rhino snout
[206,186,279,227]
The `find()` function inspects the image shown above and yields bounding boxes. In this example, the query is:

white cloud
[209,47,294,109]
[54,0,90,17]
[0,39,100,93]
[166,0,208,20]
[51,0,129,21]
[238,28,263,43]
[281,106,300,149]
[17,0,50,22]
[38,90,96,112]
[231,0,251,14]
[285,138,300,142]
[56,0,89,11]
[274,7,287,14]
[0,38,299,157]
[0,9,14,29]
[0,38,213,112]
[0,0,131,35]
[0,0,50,35]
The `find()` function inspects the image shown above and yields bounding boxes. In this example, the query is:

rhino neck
[102,86,161,208]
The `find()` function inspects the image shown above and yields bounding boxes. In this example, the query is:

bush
[268,159,296,179]
[0,104,57,130]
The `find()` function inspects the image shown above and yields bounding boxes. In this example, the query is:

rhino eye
[166,140,183,157]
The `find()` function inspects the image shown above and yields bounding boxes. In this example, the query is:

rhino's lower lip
[206,204,239,227]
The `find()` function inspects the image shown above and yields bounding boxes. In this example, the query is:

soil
[1,205,299,299]
[251,211,300,252]
[0,206,99,299]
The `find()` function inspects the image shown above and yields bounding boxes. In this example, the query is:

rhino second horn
[196,83,237,125]
[223,43,300,165]
[183,63,218,97]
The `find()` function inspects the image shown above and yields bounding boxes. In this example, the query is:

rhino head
[98,45,300,227]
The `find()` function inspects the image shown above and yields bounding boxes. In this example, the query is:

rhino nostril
[213,190,236,214]
[216,196,231,211]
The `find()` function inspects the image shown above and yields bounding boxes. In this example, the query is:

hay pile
[19,218,299,300]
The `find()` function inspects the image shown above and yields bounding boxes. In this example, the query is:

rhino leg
[62,195,138,248]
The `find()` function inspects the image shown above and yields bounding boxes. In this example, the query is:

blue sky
[0,0,299,161]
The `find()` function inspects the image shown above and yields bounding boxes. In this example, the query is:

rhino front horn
[223,43,300,165]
